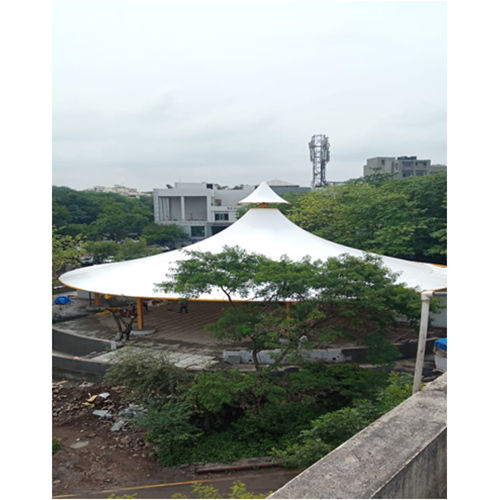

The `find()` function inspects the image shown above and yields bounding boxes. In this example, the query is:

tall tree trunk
[111,310,123,333]
[252,349,261,372]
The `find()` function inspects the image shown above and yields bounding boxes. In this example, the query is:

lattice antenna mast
[309,134,330,188]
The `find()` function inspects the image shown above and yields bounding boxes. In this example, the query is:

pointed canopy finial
[237,181,291,205]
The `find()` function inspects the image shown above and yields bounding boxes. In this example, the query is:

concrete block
[93,410,112,419]
[130,329,156,337]
[111,420,126,432]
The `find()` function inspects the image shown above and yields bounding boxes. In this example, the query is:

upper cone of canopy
[237,181,290,205]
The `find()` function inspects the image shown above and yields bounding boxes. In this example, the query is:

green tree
[115,238,162,261]
[286,173,447,264]
[52,187,155,241]
[52,227,86,285]
[85,240,120,264]
[90,213,150,241]
[52,186,101,225]
[141,223,187,248]
[158,247,421,370]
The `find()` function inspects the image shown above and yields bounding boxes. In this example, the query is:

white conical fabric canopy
[237,181,290,205]
[60,199,447,300]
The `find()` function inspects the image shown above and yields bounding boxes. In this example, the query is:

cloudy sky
[52,0,446,191]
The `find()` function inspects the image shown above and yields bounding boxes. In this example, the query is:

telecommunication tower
[309,134,330,188]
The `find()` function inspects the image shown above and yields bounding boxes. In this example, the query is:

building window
[191,226,205,237]
[214,212,229,221]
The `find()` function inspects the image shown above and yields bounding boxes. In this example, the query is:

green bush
[52,437,62,455]
[103,352,414,469]
[187,370,287,416]
[364,332,401,365]
[173,428,272,464]
[231,401,328,442]
[300,402,377,446]
[375,371,413,414]
[284,362,383,408]
[274,372,414,468]
[273,437,332,468]
[137,401,201,466]
[103,351,193,402]
[172,481,270,499]
[169,401,328,465]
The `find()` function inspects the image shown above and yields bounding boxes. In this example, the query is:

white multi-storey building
[153,182,255,240]
[363,156,446,178]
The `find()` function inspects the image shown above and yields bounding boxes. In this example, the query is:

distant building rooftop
[267,179,300,187]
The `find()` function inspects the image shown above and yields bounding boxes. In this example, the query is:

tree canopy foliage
[52,187,188,270]
[282,172,446,264]
[158,246,422,370]
[52,228,86,285]
[53,186,153,240]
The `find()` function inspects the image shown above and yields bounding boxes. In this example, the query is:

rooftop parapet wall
[269,373,447,499]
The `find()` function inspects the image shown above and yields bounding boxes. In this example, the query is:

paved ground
[54,294,245,369]
[54,292,445,373]
[55,295,244,348]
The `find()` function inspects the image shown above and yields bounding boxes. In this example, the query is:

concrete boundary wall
[53,353,110,381]
[53,327,118,357]
[269,374,447,499]
[224,337,438,365]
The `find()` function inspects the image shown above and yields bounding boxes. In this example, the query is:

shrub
[274,372,414,468]
[136,401,201,466]
[273,437,332,468]
[172,481,270,499]
[300,401,377,446]
[231,401,328,442]
[52,437,62,455]
[173,428,272,464]
[364,332,401,365]
[283,362,382,408]
[187,370,287,415]
[103,351,193,402]
[375,371,413,414]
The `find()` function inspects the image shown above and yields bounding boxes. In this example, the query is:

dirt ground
[52,379,299,499]
[52,379,209,498]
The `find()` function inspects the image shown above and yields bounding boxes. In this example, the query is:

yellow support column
[137,297,144,330]
[94,293,101,306]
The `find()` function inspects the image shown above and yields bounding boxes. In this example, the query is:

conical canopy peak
[237,181,291,205]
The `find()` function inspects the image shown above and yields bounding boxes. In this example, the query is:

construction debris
[93,409,112,419]
[111,419,126,432]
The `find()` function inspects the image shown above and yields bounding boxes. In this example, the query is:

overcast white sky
[52,0,446,190]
